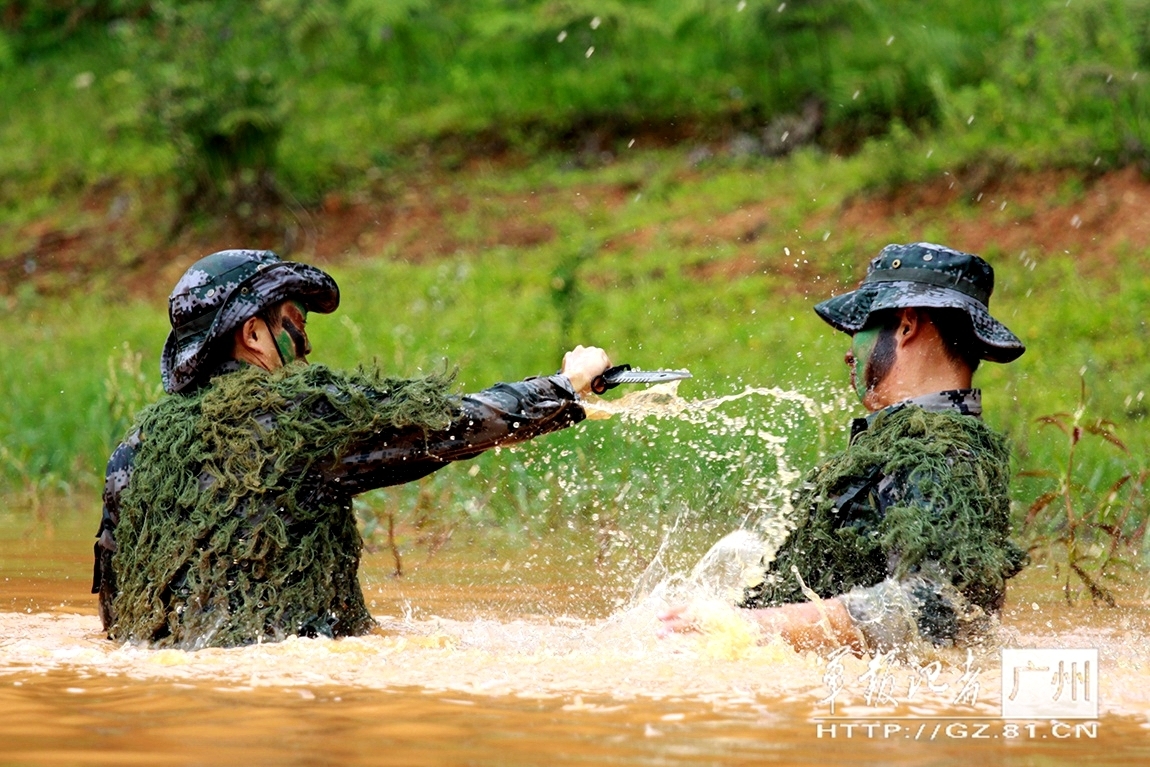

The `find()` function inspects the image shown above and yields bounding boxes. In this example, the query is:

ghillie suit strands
[740,405,1027,647]
[110,363,457,649]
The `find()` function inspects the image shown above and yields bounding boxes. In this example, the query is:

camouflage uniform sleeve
[839,572,992,654]
[92,431,140,630]
[326,374,585,494]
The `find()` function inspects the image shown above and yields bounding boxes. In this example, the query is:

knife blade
[590,364,692,394]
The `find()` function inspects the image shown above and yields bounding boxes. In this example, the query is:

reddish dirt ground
[4,165,1149,300]
[840,167,1150,274]
[681,166,1150,283]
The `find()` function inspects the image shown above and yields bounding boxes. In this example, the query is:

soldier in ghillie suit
[92,249,611,649]
[660,243,1028,656]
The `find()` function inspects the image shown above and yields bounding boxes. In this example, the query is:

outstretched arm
[327,346,611,493]
[659,454,1015,654]
[658,599,866,655]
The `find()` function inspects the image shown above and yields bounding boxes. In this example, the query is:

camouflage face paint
[274,301,311,364]
[849,326,881,402]
[865,324,899,395]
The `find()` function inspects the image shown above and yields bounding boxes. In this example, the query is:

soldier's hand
[561,345,611,395]
[655,603,700,637]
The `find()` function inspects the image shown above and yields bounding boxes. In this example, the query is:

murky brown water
[3,508,1149,766]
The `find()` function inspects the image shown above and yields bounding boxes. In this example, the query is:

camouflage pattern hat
[814,242,1025,363]
[161,249,339,393]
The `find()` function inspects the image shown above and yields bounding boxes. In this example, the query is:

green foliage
[549,241,595,354]
[1018,379,1147,605]
[3,0,1150,580]
[938,0,1150,172]
[0,0,151,53]
[4,163,1150,570]
[105,341,163,440]
[0,27,15,70]
[114,2,290,228]
[13,0,1147,204]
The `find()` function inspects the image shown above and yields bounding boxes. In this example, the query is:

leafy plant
[118,1,289,233]
[943,0,1150,173]
[1019,378,1147,605]
[0,0,153,54]
[0,443,71,517]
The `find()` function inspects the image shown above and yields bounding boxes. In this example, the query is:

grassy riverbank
[2,0,1148,224]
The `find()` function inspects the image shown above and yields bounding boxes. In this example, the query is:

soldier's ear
[896,308,922,345]
[243,316,261,342]
[232,315,283,371]
[235,316,267,352]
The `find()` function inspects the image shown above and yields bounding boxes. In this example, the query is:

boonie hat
[814,242,1025,363]
[161,249,339,393]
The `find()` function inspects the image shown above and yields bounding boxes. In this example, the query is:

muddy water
[2,508,1149,766]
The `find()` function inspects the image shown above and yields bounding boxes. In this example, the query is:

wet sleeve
[839,572,992,653]
[325,374,586,494]
[92,432,140,628]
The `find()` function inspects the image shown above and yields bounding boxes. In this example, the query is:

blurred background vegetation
[2,0,1149,601]
[3,0,1148,210]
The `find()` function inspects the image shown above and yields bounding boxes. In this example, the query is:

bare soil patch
[837,167,1150,272]
[4,166,1149,301]
[679,166,1150,286]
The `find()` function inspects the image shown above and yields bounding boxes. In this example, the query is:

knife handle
[590,364,632,395]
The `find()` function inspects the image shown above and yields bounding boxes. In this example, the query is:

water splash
[573,380,841,606]
[9,382,1148,739]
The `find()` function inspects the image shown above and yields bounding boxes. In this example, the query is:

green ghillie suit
[740,393,1028,651]
[111,364,456,648]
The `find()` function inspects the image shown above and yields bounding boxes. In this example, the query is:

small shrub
[1019,378,1148,605]
[117,1,289,233]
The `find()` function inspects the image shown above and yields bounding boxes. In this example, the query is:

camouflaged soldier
[660,243,1028,656]
[93,249,610,649]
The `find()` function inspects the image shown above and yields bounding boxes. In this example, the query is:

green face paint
[274,328,297,364]
[849,327,882,402]
[273,301,310,364]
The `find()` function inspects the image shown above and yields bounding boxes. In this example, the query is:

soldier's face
[847,327,881,401]
[272,300,311,364]
[847,322,899,406]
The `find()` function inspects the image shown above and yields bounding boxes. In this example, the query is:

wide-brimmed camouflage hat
[161,249,339,393]
[814,242,1025,363]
